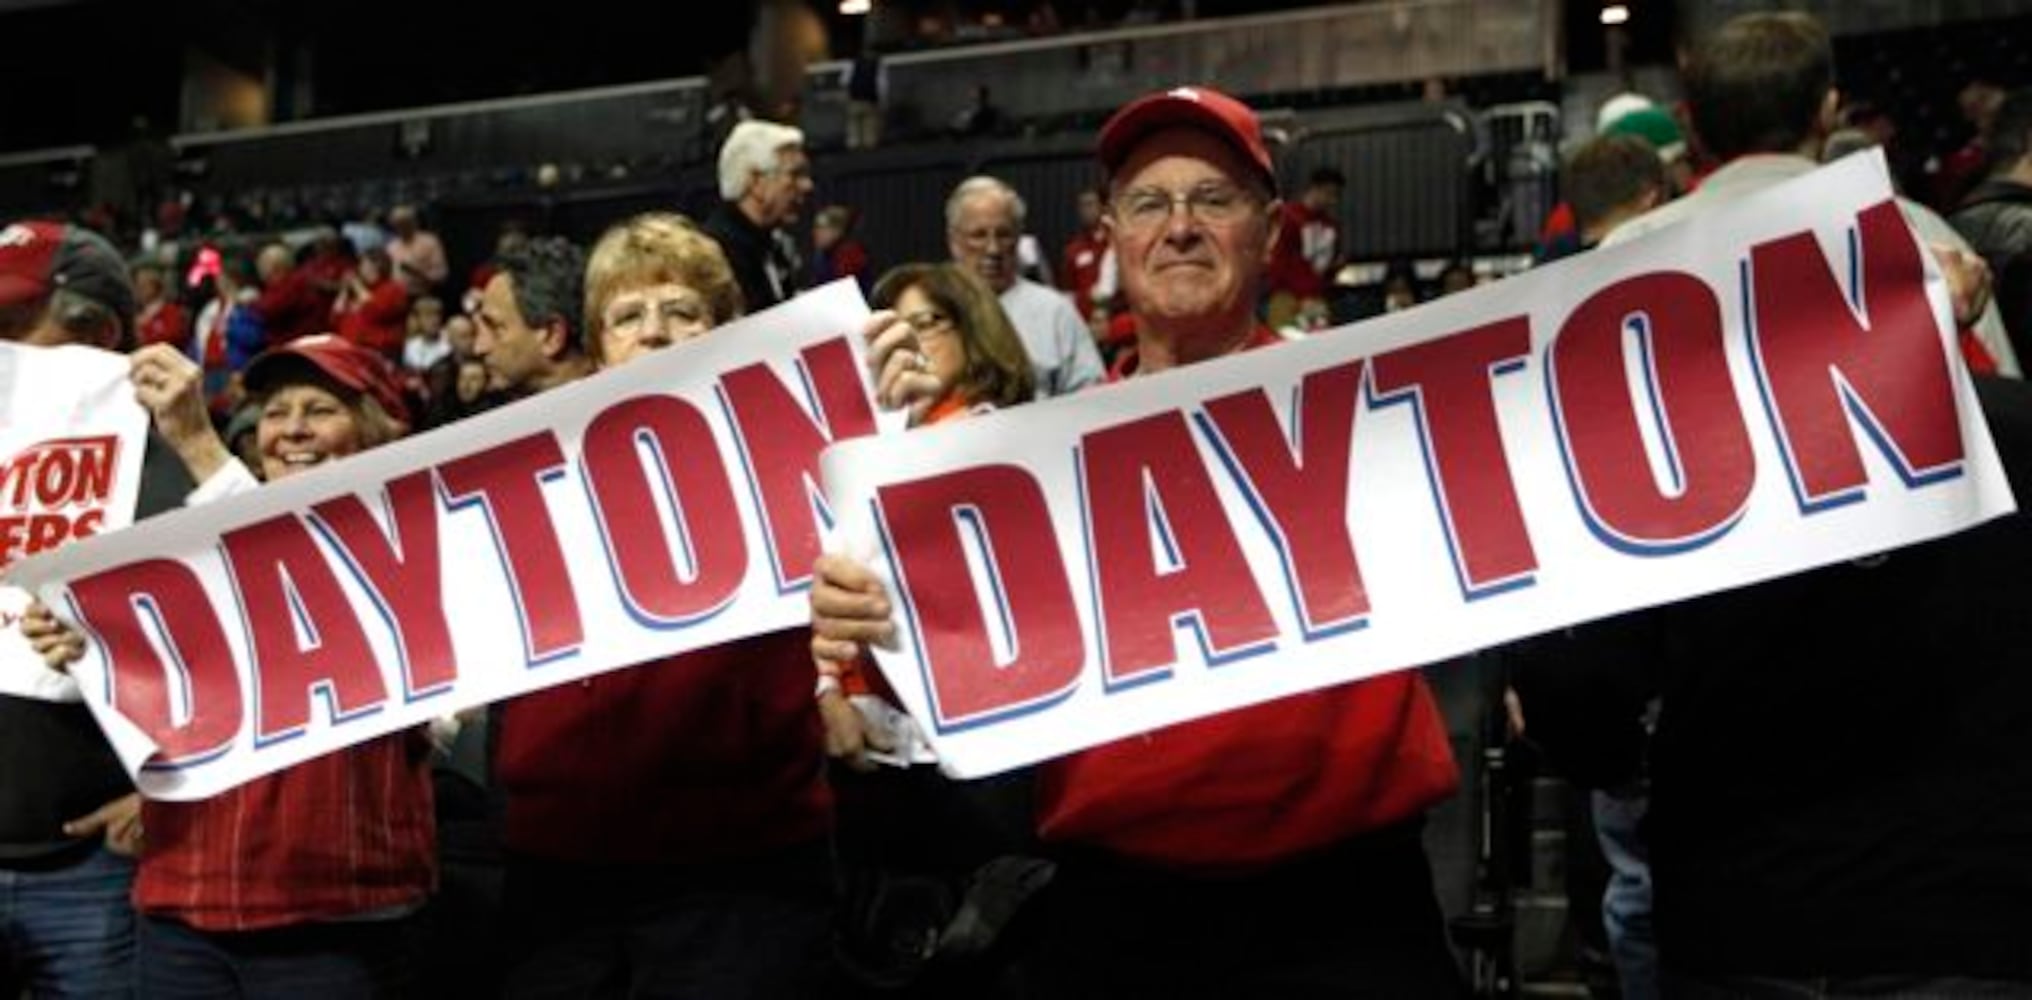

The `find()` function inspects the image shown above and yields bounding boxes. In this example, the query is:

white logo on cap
[1168,87,1201,103]
[0,225,38,249]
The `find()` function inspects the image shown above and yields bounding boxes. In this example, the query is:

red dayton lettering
[1367,317,1539,596]
[0,436,119,509]
[876,465,1084,733]
[0,511,106,569]
[718,336,878,592]
[308,472,460,702]
[581,396,747,626]
[1196,360,1373,637]
[1551,271,1755,554]
[1749,199,1965,510]
[222,514,390,746]
[436,433,583,665]
[68,559,243,766]
[1081,412,1278,690]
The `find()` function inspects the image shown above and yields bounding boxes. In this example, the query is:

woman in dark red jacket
[333,248,410,361]
[490,212,833,1000]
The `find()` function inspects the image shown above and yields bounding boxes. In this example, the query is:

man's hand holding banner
[8,152,2015,796]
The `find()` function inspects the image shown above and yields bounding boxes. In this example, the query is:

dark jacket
[1520,377,2032,983]
[703,202,797,314]
[1952,179,2032,361]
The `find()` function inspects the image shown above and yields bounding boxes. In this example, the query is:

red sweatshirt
[136,300,189,350]
[254,268,334,346]
[1038,325,1459,870]
[336,279,410,360]
[1265,201,1340,300]
[1061,228,1110,318]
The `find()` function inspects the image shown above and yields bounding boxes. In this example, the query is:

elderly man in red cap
[811,86,1462,997]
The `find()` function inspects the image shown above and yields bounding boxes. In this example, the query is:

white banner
[0,343,148,701]
[8,281,875,799]
[819,153,2017,778]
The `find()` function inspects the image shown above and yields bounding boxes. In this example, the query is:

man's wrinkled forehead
[955,192,1016,225]
[1106,125,1272,197]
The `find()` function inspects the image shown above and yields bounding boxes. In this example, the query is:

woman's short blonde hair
[583,213,744,355]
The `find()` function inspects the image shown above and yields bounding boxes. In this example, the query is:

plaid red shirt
[135,731,436,932]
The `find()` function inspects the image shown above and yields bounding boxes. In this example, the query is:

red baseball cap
[1097,86,1277,194]
[0,221,138,333]
[244,335,412,428]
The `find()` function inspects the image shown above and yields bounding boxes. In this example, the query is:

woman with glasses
[868,262,1035,424]
[489,211,836,1000]
[820,262,1041,991]
[582,213,742,365]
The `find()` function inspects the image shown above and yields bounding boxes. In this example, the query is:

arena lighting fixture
[840,0,870,13]
[1600,4,1630,25]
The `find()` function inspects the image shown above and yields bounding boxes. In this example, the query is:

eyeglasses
[1112,182,1257,232]
[604,295,712,339]
[901,308,954,334]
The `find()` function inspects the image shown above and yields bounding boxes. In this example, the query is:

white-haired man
[704,120,813,312]
[946,176,1105,397]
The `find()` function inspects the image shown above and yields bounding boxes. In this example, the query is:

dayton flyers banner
[8,281,874,799]
[0,344,148,701]
[820,153,2017,779]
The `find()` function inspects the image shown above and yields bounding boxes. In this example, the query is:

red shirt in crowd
[1265,201,1340,301]
[826,239,870,287]
[336,278,410,360]
[254,266,335,346]
[1041,324,1460,871]
[192,294,239,416]
[495,628,831,864]
[1061,227,1111,318]
[135,299,189,350]
[136,732,436,932]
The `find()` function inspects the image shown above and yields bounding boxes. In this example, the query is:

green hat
[1604,107,1687,163]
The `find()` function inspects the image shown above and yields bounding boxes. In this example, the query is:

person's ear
[541,318,574,361]
[1260,198,1284,265]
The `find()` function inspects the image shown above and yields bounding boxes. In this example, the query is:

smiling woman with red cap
[30,336,433,997]
[810,86,1463,997]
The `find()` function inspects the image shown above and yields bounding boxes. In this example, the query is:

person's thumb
[62,800,120,837]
